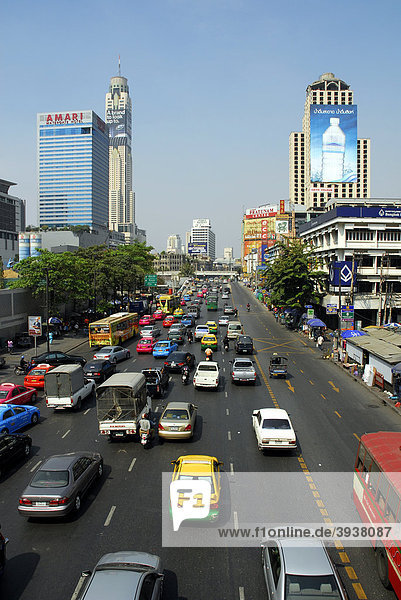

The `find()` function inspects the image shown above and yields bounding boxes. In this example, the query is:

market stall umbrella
[341,329,367,339]
[48,317,62,325]
[307,318,326,328]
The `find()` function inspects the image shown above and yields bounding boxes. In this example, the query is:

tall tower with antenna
[105,58,135,242]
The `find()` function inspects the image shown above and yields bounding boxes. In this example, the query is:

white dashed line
[30,460,42,472]
[226,408,229,415]
[225,391,228,398]
[230,462,234,475]
[222,358,225,363]
[128,458,137,472]
[104,505,116,527]
[227,431,231,441]
[62,429,70,439]
[84,408,90,415]
[234,510,239,528]
[239,586,245,600]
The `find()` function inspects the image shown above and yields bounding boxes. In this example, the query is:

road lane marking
[84,408,90,415]
[233,510,239,528]
[328,381,340,393]
[335,411,342,419]
[300,369,304,373]
[104,505,116,527]
[286,380,295,393]
[62,429,71,439]
[321,394,326,400]
[225,391,228,398]
[70,575,87,600]
[352,583,367,599]
[230,462,234,475]
[339,551,350,563]
[227,431,231,441]
[128,458,137,472]
[30,460,42,472]
[309,380,314,385]
[226,408,229,415]
[353,433,360,442]
[345,567,357,580]
[239,586,245,600]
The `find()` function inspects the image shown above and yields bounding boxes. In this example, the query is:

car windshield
[198,364,217,372]
[262,419,291,429]
[0,391,9,399]
[162,409,189,420]
[28,369,47,376]
[285,574,340,600]
[179,474,215,494]
[30,469,69,488]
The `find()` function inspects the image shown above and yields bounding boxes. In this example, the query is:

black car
[142,368,169,398]
[235,335,254,354]
[167,325,186,345]
[83,359,116,383]
[0,525,8,577]
[164,351,195,372]
[30,351,86,367]
[0,432,32,478]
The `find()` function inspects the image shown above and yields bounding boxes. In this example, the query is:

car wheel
[31,393,37,403]
[24,443,31,457]
[31,412,39,425]
[74,494,81,513]
[1,429,8,435]
[126,351,130,359]
[376,546,391,589]
[97,461,103,479]
[74,398,82,411]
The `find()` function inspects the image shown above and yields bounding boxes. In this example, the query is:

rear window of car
[228,324,241,330]
[198,364,217,372]
[262,419,291,429]
[162,409,189,420]
[234,361,253,368]
[179,474,215,494]
[285,574,340,600]
[157,342,169,348]
[31,470,69,488]
[100,347,113,352]
[0,391,9,400]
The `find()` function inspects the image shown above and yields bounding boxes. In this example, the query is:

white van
[227,321,243,340]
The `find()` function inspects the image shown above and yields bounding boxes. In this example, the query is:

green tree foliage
[179,257,196,277]
[262,240,326,309]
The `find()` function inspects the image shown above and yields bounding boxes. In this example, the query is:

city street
[0,282,399,599]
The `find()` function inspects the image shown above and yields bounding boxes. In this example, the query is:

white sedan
[218,315,230,326]
[93,346,130,363]
[193,361,220,390]
[252,408,297,451]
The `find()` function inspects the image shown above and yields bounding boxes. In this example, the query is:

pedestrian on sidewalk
[7,339,13,354]
[74,323,79,336]
[49,331,54,345]
[317,334,324,351]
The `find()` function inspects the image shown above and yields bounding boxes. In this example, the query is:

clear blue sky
[1,0,400,256]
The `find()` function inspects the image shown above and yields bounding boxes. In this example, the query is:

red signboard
[280,199,285,214]
[245,207,277,219]
[46,112,84,125]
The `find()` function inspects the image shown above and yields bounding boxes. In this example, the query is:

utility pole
[377,253,388,326]
[338,268,342,334]
[45,267,50,353]
[350,253,356,305]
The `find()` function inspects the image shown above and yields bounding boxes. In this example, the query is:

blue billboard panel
[261,244,269,266]
[188,243,207,255]
[329,261,357,287]
[310,105,357,183]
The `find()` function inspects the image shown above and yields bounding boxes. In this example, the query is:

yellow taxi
[171,455,223,521]
[173,307,184,319]
[201,334,218,351]
[206,320,218,334]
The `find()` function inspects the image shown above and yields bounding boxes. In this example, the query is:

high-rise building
[105,66,135,243]
[289,73,370,211]
[224,247,234,260]
[0,179,25,266]
[166,234,182,254]
[37,111,109,228]
[190,218,216,260]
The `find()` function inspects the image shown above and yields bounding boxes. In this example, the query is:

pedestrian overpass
[156,271,237,277]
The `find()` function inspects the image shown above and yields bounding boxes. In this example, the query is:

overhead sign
[310,105,357,183]
[144,274,157,287]
[188,243,207,255]
[28,316,42,337]
[329,261,357,287]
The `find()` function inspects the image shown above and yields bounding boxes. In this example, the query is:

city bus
[158,294,180,314]
[89,313,139,347]
[206,295,218,311]
[354,431,401,595]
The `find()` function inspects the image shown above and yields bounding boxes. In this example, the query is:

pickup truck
[141,368,169,398]
[44,364,95,411]
[193,361,220,390]
[230,358,257,385]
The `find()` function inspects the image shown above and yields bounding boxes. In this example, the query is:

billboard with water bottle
[310,105,357,183]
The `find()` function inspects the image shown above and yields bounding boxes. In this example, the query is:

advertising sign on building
[245,206,277,219]
[192,219,210,228]
[261,244,269,266]
[310,105,357,183]
[28,316,42,337]
[329,261,357,287]
[326,304,338,314]
[106,108,131,147]
[280,200,285,214]
[188,243,207,255]
[275,220,289,235]
[243,219,262,241]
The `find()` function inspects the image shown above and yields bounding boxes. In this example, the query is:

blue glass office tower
[37,111,109,227]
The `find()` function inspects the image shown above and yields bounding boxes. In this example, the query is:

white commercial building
[289,72,370,211]
[190,218,216,260]
[0,179,25,267]
[224,247,234,260]
[166,234,182,254]
[299,198,401,326]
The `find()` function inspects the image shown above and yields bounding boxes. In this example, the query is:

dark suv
[235,335,254,354]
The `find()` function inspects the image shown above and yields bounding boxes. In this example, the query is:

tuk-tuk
[269,354,288,378]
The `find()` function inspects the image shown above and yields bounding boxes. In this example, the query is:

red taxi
[136,337,157,354]
[0,383,37,405]
[197,291,204,298]
[180,300,186,306]
[24,363,54,390]
[139,314,155,326]
[163,315,176,328]
[153,310,164,320]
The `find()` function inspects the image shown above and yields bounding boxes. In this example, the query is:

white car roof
[255,408,290,419]
[197,361,219,367]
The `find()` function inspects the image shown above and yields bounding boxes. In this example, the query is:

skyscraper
[37,111,109,228]
[166,234,182,254]
[105,63,135,243]
[289,73,370,210]
[190,219,216,260]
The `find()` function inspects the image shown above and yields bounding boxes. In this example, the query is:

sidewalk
[242,284,401,418]
[4,333,89,367]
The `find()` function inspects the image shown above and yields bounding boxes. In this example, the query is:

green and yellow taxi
[206,320,218,334]
[173,307,184,319]
[170,454,223,521]
[201,333,218,351]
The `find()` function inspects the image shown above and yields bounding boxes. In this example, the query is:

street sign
[28,316,42,337]
[307,308,314,319]
[341,305,354,322]
[144,274,157,287]
[326,304,338,314]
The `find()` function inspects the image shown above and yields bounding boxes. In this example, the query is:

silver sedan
[93,345,130,363]
[18,451,103,518]
[158,402,197,440]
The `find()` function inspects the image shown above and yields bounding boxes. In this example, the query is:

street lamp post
[45,267,50,353]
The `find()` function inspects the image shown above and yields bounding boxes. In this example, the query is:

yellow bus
[89,313,139,347]
[158,294,180,314]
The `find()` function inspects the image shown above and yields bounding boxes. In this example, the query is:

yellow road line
[345,567,357,580]
[300,369,304,373]
[328,380,340,393]
[335,411,342,419]
[353,433,360,442]
[352,583,367,599]
[309,380,314,385]
[321,394,326,400]
[339,551,350,563]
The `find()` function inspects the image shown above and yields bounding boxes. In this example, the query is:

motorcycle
[224,341,229,352]
[14,363,31,376]
[0,357,6,369]
[181,367,190,385]
[247,305,250,312]
[139,427,153,448]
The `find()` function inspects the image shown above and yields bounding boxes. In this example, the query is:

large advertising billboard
[106,108,132,147]
[188,243,207,255]
[310,105,357,183]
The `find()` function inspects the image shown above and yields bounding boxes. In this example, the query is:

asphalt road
[0,282,400,600]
